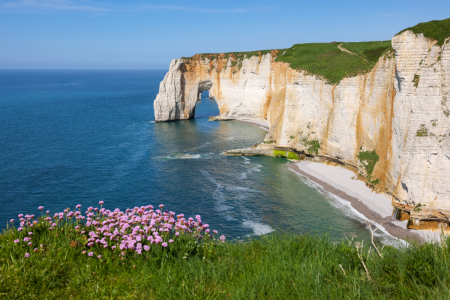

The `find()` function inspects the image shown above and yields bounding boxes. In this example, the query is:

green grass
[183,41,393,84]
[397,18,450,46]
[340,41,393,64]
[2,226,450,299]
[275,43,376,84]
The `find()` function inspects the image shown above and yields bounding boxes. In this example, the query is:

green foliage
[416,124,429,136]
[2,232,450,299]
[397,18,450,46]
[275,43,376,84]
[305,140,320,155]
[413,74,420,88]
[414,203,426,212]
[341,41,393,64]
[357,150,379,184]
[273,150,287,157]
[273,150,301,160]
[262,140,276,144]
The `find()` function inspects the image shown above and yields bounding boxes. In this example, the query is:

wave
[242,220,275,235]
[242,156,251,165]
[157,152,214,160]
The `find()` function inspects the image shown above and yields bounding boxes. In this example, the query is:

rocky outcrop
[154,31,450,233]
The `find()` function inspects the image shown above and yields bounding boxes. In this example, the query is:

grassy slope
[275,42,390,84]
[1,229,450,299]
[183,41,392,84]
[397,18,450,46]
[341,41,393,64]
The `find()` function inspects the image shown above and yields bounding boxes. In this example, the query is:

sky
[0,0,449,69]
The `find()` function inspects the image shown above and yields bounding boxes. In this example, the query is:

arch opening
[194,80,219,118]
[197,80,213,100]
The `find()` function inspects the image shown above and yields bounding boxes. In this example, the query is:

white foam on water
[258,126,269,132]
[149,121,155,123]
[237,172,248,179]
[242,220,275,235]
[225,185,260,193]
[241,156,251,164]
[193,142,210,150]
[290,169,407,248]
[165,153,203,159]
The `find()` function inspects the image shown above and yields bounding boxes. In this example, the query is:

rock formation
[154,29,450,233]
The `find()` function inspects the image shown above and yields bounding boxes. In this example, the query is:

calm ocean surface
[0,70,398,243]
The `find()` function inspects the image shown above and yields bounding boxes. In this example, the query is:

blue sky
[0,0,449,69]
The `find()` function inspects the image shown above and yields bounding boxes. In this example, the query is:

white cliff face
[153,32,450,230]
[154,53,274,122]
[390,32,450,223]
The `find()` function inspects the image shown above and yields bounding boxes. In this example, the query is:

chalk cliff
[154,26,450,232]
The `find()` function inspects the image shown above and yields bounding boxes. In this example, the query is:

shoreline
[289,161,441,244]
[235,119,269,131]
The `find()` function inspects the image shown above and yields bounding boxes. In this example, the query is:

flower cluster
[10,202,225,258]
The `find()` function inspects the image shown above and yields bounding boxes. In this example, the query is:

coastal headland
[154,18,450,235]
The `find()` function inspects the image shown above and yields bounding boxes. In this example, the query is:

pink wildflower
[14,239,19,243]
[18,214,23,218]
[9,219,14,223]
[97,255,102,258]
[18,227,23,232]
[38,206,44,210]
[28,242,32,246]
[144,245,150,251]
[99,201,104,205]
[82,251,86,254]
[162,242,168,247]
[28,232,33,235]
[88,252,93,256]
[76,204,81,208]
[175,232,180,236]
[169,239,173,243]
[220,235,226,242]
[213,230,218,234]
[25,253,30,258]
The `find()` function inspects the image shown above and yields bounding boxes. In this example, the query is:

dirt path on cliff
[338,44,369,63]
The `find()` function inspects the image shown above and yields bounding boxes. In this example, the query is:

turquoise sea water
[0,70,397,243]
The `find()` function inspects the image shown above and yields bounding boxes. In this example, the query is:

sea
[0,70,400,244]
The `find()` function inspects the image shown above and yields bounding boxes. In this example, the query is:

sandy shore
[290,161,441,244]
[235,119,269,131]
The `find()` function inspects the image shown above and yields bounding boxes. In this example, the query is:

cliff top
[275,41,392,84]
[397,18,450,46]
[183,41,392,84]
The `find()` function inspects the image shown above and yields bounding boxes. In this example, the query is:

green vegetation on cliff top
[397,18,450,46]
[182,19,449,84]
[275,41,392,84]
[184,41,392,84]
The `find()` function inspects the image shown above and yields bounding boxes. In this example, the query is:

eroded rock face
[153,32,450,230]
